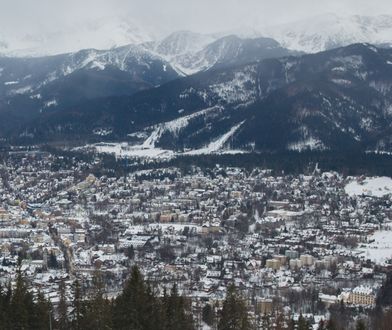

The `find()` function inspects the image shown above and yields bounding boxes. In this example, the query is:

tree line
[0,265,254,330]
[2,263,392,329]
[41,145,392,179]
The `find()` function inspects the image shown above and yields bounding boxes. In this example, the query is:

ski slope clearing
[142,106,222,148]
[356,230,392,265]
[345,177,392,197]
[95,143,175,159]
[91,121,246,160]
[185,121,245,155]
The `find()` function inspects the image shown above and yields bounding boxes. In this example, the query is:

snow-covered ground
[148,223,203,233]
[91,117,246,159]
[356,230,392,265]
[209,66,258,104]
[185,121,245,155]
[93,125,247,160]
[345,177,392,197]
[95,143,175,159]
[142,106,222,149]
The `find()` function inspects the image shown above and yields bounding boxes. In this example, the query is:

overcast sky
[2,0,392,36]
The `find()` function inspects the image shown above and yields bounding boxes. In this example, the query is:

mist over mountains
[2,13,392,156]
[2,14,392,57]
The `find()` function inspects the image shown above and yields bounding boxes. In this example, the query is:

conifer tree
[71,279,83,330]
[326,318,337,330]
[356,319,366,330]
[218,284,252,330]
[85,271,112,330]
[298,314,310,330]
[143,283,162,330]
[112,266,194,330]
[10,264,30,329]
[58,278,69,330]
[0,269,52,330]
[162,284,193,330]
[2,282,12,329]
[113,265,150,329]
[33,291,52,330]
[48,251,59,269]
[0,284,8,329]
[202,303,215,327]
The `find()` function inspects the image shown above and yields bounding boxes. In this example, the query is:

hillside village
[0,147,392,329]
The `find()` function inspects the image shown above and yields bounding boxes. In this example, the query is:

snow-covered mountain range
[3,14,392,156]
[2,14,392,59]
[0,44,180,126]
[0,33,295,122]
[0,16,155,57]
[147,33,295,75]
[260,14,392,53]
[4,42,392,157]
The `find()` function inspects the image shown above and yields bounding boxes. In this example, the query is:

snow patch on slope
[142,106,223,148]
[209,66,258,104]
[355,230,392,265]
[287,137,326,152]
[345,177,392,197]
[185,121,245,155]
[95,143,174,159]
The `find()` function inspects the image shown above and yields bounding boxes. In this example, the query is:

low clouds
[1,0,391,37]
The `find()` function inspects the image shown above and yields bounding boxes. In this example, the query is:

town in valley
[0,146,391,329]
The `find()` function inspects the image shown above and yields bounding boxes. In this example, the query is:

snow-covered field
[148,223,202,233]
[356,230,392,265]
[95,143,175,159]
[94,137,246,160]
[345,177,392,197]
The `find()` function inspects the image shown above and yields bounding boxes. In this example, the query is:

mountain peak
[0,16,155,57]
[153,30,215,57]
[260,14,392,53]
